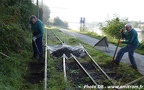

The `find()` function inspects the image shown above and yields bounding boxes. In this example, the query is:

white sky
[41,0,144,22]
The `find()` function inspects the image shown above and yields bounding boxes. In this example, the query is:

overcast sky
[41,0,144,22]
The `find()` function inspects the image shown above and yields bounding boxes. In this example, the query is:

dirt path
[59,28,144,75]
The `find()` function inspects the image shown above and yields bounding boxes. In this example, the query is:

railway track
[62,52,114,89]
[47,29,114,89]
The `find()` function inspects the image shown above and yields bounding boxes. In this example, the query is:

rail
[50,29,113,89]
[44,29,48,90]
[71,53,98,86]
[52,30,64,44]
[62,54,68,90]
[83,46,114,85]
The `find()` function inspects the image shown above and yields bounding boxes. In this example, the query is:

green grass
[47,57,65,90]
[80,31,103,40]
[48,28,79,46]
[0,30,44,90]
[46,28,144,90]
[0,50,40,90]
[45,28,65,90]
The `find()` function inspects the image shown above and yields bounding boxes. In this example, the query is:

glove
[118,39,122,44]
[32,36,37,41]
[119,28,124,33]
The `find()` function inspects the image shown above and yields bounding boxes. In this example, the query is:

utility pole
[83,17,85,31]
[41,0,43,21]
[37,0,39,19]
[41,0,43,9]
[80,17,85,32]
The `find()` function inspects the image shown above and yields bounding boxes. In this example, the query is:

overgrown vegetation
[0,0,35,54]
[46,28,144,90]
[100,17,127,39]
[0,51,30,90]
[136,41,144,55]
[0,0,49,89]
[47,56,65,90]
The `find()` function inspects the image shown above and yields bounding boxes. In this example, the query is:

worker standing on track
[29,15,44,62]
[112,24,139,70]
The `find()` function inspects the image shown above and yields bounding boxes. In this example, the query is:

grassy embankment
[0,30,44,90]
[0,0,47,89]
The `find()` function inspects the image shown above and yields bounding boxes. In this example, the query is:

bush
[0,23,28,53]
[101,17,127,39]
[0,0,36,54]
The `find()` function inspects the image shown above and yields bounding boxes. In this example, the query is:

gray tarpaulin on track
[47,44,86,59]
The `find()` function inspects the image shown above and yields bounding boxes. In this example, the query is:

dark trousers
[114,44,138,68]
[32,36,43,60]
